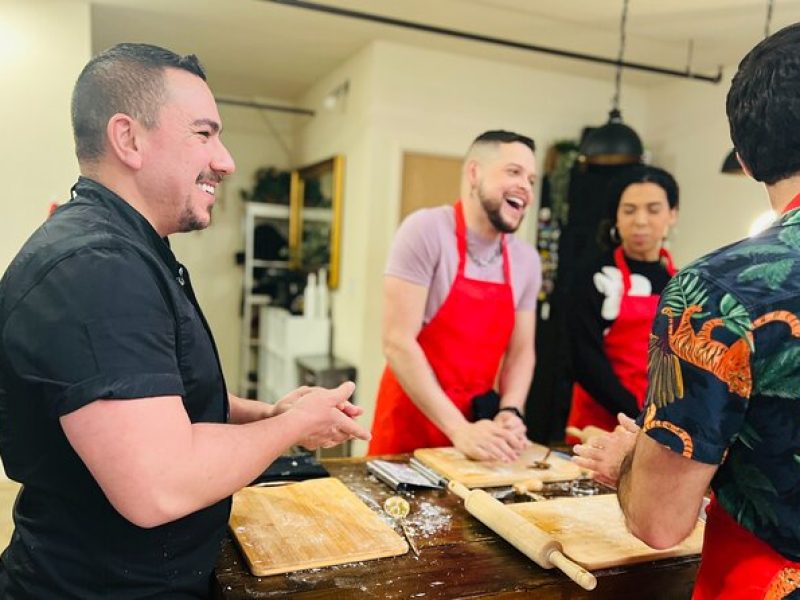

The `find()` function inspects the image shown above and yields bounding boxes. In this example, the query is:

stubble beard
[177,172,218,233]
[477,184,519,234]
[176,196,211,233]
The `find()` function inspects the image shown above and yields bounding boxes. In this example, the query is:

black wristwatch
[498,406,524,420]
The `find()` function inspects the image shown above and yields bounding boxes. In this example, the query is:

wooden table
[213,457,699,599]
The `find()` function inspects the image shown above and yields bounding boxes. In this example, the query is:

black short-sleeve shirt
[0,177,230,598]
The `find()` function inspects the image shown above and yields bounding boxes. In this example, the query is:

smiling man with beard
[369,131,541,462]
[0,43,369,599]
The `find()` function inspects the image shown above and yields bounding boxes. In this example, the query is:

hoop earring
[610,226,621,245]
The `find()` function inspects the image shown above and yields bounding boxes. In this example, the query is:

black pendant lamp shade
[721,147,744,174]
[579,0,643,166]
[580,108,643,165]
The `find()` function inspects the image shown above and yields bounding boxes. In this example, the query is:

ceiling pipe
[216,97,315,116]
[263,0,722,84]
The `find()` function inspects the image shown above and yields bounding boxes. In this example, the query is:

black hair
[727,23,800,184]
[472,130,535,153]
[605,164,679,221]
[71,43,206,162]
[598,164,679,248]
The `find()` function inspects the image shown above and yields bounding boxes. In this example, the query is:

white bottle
[303,273,316,318]
[317,268,329,319]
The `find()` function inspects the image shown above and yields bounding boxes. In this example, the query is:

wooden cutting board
[414,444,584,488]
[509,494,704,570]
[229,477,408,576]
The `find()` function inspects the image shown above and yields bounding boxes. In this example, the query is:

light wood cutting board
[509,494,704,570]
[414,444,584,488]
[229,477,408,576]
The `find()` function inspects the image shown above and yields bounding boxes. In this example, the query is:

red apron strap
[454,200,509,283]
[781,191,800,215]
[500,235,511,284]
[613,246,632,295]
[660,247,677,276]
[614,246,677,291]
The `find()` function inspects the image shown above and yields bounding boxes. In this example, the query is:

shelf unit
[238,156,343,400]
[238,202,291,398]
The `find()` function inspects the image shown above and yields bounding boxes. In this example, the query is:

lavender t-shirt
[386,205,541,324]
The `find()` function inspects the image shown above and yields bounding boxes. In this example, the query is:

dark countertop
[213,456,698,599]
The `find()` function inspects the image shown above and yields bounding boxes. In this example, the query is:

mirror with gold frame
[288,155,344,289]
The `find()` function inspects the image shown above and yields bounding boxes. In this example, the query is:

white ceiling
[90,0,800,103]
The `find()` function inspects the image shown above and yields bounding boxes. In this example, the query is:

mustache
[196,171,223,184]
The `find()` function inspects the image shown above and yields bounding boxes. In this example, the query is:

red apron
[368,201,516,454]
[566,245,676,439]
[693,498,800,599]
[693,192,800,599]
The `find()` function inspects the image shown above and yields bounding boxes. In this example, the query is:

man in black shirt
[0,43,370,599]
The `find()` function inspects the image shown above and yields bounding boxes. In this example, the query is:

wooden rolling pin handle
[549,549,598,591]
[513,477,544,494]
[448,480,470,499]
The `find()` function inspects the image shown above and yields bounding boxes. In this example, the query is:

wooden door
[399,152,462,221]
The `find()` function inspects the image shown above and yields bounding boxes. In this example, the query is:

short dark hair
[71,43,206,162]
[472,130,536,153]
[727,23,800,184]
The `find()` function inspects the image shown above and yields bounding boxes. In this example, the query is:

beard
[176,197,212,233]
[477,184,520,234]
[176,171,219,232]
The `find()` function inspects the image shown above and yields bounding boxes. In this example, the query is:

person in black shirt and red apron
[566,165,679,443]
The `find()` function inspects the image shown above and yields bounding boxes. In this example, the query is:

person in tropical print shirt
[575,22,800,600]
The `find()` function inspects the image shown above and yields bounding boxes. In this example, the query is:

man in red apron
[610,25,800,599]
[567,165,679,443]
[369,131,541,462]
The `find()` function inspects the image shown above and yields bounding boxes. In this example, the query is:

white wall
[297,40,649,454]
[0,0,91,479]
[643,69,766,267]
[0,1,90,272]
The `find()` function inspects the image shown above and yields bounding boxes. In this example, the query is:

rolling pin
[449,480,597,591]
[565,425,609,444]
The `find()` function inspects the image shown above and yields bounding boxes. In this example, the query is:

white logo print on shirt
[593,266,653,322]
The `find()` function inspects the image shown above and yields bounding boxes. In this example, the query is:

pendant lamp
[721,148,742,174]
[580,0,643,166]
[721,0,774,175]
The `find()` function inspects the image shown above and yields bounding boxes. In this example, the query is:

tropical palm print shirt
[642,206,800,561]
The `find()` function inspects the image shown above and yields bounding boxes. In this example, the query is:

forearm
[106,411,308,527]
[228,393,273,423]
[498,343,534,412]
[160,413,309,520]
[617,435,713,549]
[384,338,468,438]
